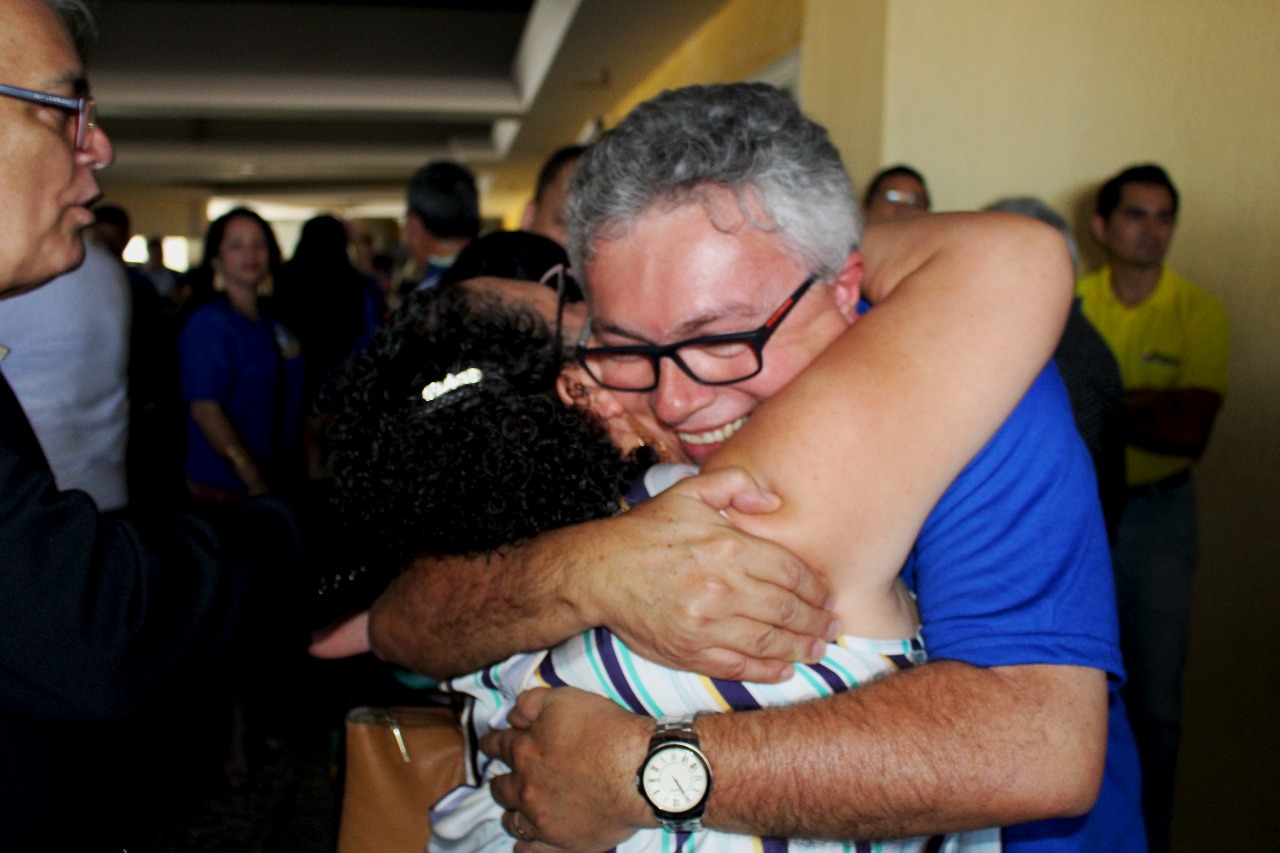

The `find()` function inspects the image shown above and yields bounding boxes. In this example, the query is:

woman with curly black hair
[323,280,677,581]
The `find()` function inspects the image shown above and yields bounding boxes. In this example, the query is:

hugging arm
[489,664,1105,849]
[368,466,827,681]
[369,212,1073,684]
[712,211,1072,579]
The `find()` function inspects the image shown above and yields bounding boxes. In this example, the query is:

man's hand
[573,467,838,682]
[484,687,654,852]
[370,467,834,680]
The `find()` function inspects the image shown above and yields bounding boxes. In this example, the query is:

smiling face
[212,215,272,292]
[583,189,862,464]
[0,0,114,296]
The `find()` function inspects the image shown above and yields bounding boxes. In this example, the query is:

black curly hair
[323,283,650,572]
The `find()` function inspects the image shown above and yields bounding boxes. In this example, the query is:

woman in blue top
[178,208,307,501]
[177,207,311,784]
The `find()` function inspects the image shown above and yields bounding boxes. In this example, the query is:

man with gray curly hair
[565,84,860,284]
[466,83,1143,852]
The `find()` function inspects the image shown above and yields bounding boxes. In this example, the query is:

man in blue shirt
[369,84,1144,852]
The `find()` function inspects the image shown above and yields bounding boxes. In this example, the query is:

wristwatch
[636,714,712,832]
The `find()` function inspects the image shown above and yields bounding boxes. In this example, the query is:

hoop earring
[624,413,669,461]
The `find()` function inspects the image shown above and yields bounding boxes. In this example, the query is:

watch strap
[640,713,711,832]
[652,713,699,742]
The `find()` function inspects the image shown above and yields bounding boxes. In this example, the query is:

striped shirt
[431,630,1000,853]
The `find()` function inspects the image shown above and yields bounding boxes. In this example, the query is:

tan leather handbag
[338,705,466,853]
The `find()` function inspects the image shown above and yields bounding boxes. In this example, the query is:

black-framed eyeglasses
[575,273,820,392]
[0,82,97,151]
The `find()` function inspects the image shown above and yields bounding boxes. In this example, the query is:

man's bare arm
[369,467,836,680]
[369,530,585,679]
[698,663,1107,837]
[485,663,1107,849]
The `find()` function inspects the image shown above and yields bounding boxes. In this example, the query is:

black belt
[1126,469,1191,499]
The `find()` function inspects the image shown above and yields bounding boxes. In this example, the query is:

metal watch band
[641,713,710,833]
[653,713,698,741]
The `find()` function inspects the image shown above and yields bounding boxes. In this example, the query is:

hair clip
[421,367,484,402]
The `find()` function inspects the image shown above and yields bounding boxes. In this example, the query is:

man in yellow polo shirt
[1077,163,1229,853]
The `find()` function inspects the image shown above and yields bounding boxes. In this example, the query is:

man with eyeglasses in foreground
[365,83,1143,852]
[0,2,286,846]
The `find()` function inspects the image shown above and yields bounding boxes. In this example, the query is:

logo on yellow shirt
[1141,351,1179,367]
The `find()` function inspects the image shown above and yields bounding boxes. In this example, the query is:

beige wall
[508,0,807,227]
[804,0,1279,480]
[803,2,1279,848]
[799,0,887,190]
[603,0,803,126]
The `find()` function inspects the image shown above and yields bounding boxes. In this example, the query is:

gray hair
[566,83,860,282]
[43,0,97,59]
[984,195,1079,271]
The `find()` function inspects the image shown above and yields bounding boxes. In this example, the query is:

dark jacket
[0,372,287,847]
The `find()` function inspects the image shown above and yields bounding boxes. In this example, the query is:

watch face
[641,743,709,814]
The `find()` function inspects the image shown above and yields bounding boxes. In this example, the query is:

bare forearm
[368,524,593,678]
[697,662,1107,839]
[862,212,1071,365]
[858,213,1071,432]
[489,663,1109,847]
[369,471,834,682]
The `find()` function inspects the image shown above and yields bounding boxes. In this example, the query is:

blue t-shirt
[179,300,307,494]
[902,363,1145,852]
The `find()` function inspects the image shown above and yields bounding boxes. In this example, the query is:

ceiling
[89,0,732,217]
